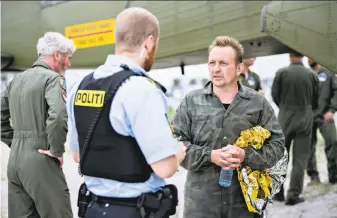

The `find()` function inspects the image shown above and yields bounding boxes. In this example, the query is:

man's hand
[72,151,80,163]
[222,145,245,163]
[324,111,334,123]
[38,149,63,168]
[258,89,265,95]
[211,148,231,168]
[211,146,242,170]
[176,141,186,164]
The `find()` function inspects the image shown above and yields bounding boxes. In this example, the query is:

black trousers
[84,201,141,218]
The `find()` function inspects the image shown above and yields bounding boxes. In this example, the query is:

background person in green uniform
[306,58,337,184]
[239,57,264,95]
[1,32,75,218]
[271,52,320,205]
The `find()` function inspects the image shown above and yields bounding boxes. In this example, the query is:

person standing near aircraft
[1,32,75,218]
[67,7,186,218]
[271,52,319,205]
[239,57,264,95]
[171,35,285,218]
[306,58,337,184]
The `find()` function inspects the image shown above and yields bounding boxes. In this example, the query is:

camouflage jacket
[171,82,285,218]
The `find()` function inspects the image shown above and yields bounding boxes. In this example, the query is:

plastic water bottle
[219,169,233,187]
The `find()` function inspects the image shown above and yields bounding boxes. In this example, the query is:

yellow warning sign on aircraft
[65,18,115,49]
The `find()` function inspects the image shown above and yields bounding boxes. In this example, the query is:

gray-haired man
[1,32,75,218]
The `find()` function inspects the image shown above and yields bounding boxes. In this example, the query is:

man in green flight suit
[271,52,320,205]
[239,57,264,95]
[307,58,337,184]
[171,36,285,218]
[1,32,76,218]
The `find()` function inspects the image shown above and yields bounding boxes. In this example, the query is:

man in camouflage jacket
[171,36,285,218]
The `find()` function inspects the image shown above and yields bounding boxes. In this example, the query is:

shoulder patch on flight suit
[247,76,256,86]
[318,72,327,82]
[74,90,106,107]
[60,76,67,103]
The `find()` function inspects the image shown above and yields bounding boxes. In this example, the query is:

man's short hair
[36,32,76,57]
[114,7,159,52]
[290,51,303,57]
[208,36,244,64]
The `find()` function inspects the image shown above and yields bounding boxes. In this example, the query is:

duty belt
[92,194,139,207]
[91,184,178,218]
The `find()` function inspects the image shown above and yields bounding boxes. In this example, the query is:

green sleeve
[328,72,337,113]
[1,84,13,147]
[243,98,286,171]
[271,70,282,107]
[171,94,212,171]
[45,76,68,157]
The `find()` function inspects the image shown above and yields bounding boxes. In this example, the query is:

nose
[214,63,221,72]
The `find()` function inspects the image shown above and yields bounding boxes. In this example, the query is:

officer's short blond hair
[208,36,244,64]
[115,7,159,52]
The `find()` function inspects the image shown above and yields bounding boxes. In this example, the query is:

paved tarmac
[1,132,337,218]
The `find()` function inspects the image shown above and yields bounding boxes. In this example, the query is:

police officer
[271,52,319,205]
[66,7,186,218]
[239,57,264,94]
[1,32,75,218]
[307,59,337,184]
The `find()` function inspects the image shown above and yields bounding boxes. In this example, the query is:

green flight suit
[239,70,263,91]
[171,82,285,218]
[1,61,72,218]
[307,67,337,182]
[271,62,320,199]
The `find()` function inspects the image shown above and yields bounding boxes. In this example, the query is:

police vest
[74,68,166,183]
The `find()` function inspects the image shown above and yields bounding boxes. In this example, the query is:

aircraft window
[189,79,197,86]
[173,78,181,87]
[40,1,68,9]
[1,74,7,82]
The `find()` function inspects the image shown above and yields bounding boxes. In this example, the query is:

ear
[236,63,244,76]
[144,35,155,52]
[53,51,61,61]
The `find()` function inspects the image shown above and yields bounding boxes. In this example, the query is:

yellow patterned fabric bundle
[235,126,280,214]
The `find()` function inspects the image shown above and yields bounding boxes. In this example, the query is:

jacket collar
[203,81,251,99]
[32,60,52,70]
[290,61,304,66]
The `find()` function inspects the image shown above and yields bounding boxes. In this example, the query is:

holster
[77,183,93,217]
[137,184,178,218]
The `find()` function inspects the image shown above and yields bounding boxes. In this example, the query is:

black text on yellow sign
[75,90,106,107]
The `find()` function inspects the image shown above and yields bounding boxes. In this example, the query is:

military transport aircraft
[1,1,336,72]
